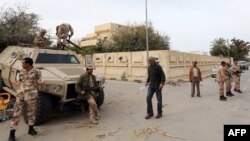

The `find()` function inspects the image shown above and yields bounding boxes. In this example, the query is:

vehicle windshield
[35,53,80,64]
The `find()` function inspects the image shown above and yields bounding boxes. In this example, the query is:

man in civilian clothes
[145,57,166,119]
[189,61,202,97]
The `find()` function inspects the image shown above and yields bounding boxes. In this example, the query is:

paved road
[1,71,250,141]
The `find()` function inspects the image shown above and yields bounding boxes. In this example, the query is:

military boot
[8,130,16,141]
[220,96,227,101]
[237,90,243,93]
[229,91,235,96]
[89,115,98,124]
[28,126,38,136]
[226,92,233,97]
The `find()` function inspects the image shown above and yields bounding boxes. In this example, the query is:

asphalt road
[0,70,250,141]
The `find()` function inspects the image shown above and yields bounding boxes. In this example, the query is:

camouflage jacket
[18,68,42,100]
[216,66,227,82]
[231,64,241,77]
[75,73,98,99]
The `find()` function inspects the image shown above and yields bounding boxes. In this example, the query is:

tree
[109,23,170,52]
[230,38,250,61]
[210,38,229,57]
[0,4,41,52]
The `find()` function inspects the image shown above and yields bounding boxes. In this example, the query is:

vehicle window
[35,53,80,64]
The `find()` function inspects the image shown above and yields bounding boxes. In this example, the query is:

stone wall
[83,50,228,82]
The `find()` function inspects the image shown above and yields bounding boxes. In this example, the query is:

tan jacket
[231,64,241,77]
[216,66,227,82]
[189,67,202,82]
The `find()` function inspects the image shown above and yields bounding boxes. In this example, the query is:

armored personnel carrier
[0,46,105,125]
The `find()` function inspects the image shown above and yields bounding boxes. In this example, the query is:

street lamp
[145,0,149,66]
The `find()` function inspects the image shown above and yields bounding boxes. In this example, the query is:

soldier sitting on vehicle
[33,29,47,48]
[75,65,100,124]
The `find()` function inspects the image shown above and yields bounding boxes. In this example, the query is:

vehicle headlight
[54,85,62,93]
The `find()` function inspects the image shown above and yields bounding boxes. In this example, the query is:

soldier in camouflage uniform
[8,58,42,141]
[56,23,74,46]
[225,62,234,97]
[75,65,100,124]
[232,60,243,93]
[216,61,228,101]
[33,29,47,48]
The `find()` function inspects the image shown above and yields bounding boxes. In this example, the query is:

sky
[0,0,249,52]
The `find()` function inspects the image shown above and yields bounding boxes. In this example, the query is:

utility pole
[145,0,149,66]
[227,39,230,62]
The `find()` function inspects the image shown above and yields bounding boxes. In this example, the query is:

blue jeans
[146,86,162,115]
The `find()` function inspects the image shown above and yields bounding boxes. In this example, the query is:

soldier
[225,62,234,97]
[56,23,74,46]
[145,57,166,119]
[232,60,243,93]
[8,58,42,141]
[33,29,47,48]
[75,65,100,124]
[189,61,202,97]
[216,61,227,101]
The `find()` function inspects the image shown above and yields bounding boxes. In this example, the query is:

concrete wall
[87,50,227,82]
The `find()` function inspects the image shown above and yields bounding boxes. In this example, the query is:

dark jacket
[75,73,98,99]
[146,64,166,88]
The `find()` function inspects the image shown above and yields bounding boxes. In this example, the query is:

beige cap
[86,64,94,69]
[148,56,156,61]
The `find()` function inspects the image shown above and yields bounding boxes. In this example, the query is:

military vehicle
[0,46,105,125]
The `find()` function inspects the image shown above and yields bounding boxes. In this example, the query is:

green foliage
[229,38,250,61]
[210,38,228,57]
[210,37,250,61]
[109,23,170,51]
[0,4,50,52]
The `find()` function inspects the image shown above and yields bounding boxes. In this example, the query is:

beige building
[78,23,125,47]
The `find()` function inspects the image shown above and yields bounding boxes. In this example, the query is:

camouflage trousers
[233,75,240,90]
[87,96,100,122]
[218,81,225,96]
[225,79,232,92]
[10,92,37,130]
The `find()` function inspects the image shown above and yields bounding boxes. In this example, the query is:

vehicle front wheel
[23,92,52,125]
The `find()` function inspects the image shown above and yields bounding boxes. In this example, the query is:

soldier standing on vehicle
[232,60,243,93]
[225,62,235,97]
[145,57,166,119]
[216,61,228,101]
[75,65,100,124]
[33,29,47,48]
[189,61,202,97]
[8,58,42,141]
[56,23,74,47]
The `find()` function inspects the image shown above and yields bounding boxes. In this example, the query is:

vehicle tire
[96,90,104,108]
[23,92,52,125]
[0,74,3,92]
